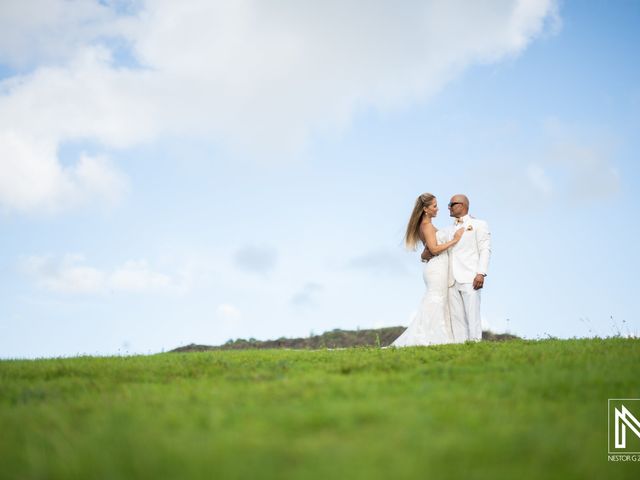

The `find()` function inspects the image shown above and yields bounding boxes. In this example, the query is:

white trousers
[448,281,482,342]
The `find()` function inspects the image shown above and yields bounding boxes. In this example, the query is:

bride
[390,193,464,347]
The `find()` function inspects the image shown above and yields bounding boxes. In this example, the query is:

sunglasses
[448,202,462,208]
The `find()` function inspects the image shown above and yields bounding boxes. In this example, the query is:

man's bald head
[449,194,469,217]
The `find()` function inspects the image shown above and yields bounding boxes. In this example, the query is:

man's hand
[421,246,435,263]
[473,274,486,290]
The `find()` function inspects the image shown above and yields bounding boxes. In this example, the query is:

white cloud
[70,153,129,205]
[526,163,553,196]
[0,0,124,68]
[0,0,559,213]
[539,117,621,200]
[20,254,186,294]
[0,130,128,213]
[109,260,174,293]
[547,141,621,200]
[472,117,621,210]
[217,303,242,322]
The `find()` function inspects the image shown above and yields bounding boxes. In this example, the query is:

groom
[421,194,491,342]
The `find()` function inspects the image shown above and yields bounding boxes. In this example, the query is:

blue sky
[1,0,639,358]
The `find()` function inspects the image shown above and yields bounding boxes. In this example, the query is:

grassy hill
[170,326,520,351]
[1,338,638,479]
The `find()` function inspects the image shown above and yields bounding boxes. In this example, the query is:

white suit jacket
[447,214,491,286]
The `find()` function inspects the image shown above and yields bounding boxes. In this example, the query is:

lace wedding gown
[391,230,455,347]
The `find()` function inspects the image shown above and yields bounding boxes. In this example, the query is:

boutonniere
[466,225,474,231]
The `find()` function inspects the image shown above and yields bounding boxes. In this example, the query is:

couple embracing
[390,193,491,347]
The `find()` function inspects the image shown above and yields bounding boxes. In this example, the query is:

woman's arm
[422,223,464,255]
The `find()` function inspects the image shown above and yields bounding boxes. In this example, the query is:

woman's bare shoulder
[421,221,436,231]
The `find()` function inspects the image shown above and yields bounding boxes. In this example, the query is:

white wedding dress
[391,230,455,347]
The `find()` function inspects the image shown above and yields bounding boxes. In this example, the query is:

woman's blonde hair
[404,193,435,250]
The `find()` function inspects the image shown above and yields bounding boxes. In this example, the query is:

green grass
[1,338,639,479]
